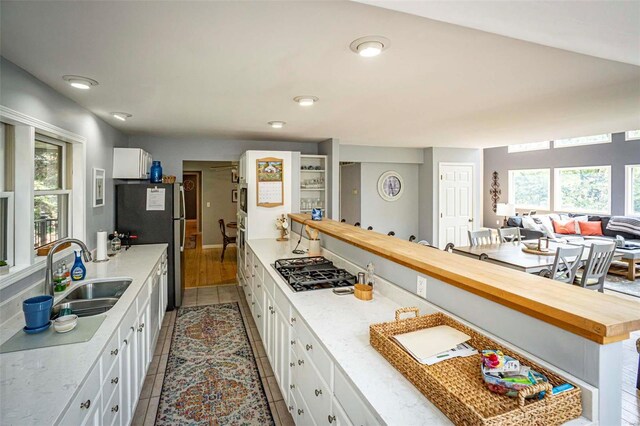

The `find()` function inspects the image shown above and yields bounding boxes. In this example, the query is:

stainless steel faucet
[45,238,93,296]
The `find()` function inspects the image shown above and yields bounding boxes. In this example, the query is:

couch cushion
[507,216,523,228]
[579,221,603,236]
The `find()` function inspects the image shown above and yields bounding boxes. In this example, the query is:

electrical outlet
[416,276,427,298]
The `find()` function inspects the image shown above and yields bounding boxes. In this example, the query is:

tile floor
[132,284,294,426]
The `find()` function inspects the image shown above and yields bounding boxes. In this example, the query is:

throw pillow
[532,215,554,237]
[579,221,603,236]
[573,215,589,234]
[553,219,576,234]
[522,216,545,234]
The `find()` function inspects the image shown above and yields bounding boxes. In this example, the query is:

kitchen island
[283,214,640,425]
[242,236,597,425]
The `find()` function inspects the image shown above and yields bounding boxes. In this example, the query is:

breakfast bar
[289,213,640,425]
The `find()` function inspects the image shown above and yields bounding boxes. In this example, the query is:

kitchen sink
[52,279,132,318]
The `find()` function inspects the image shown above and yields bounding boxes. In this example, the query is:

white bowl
[54,315,78,333]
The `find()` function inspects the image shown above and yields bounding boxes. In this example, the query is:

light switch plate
[206,202,211,208]
[417,276,427,298]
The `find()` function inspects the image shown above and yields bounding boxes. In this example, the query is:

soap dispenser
[71,250,87,281]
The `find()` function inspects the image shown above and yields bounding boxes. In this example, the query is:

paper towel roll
[96,231,108,261]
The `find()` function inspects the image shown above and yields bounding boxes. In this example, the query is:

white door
[439,163,474,248]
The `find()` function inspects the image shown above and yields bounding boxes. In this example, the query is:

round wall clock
[377,171,404,202]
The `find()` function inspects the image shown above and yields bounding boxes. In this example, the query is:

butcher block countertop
[289,214,640,345]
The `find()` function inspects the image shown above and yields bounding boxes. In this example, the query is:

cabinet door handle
[111,348,119,356]
[80,399,91,409]
[257,284,261,288]
[111,405,119,413]
[251,302,255,306]
[290,384,295,389]
[328,414,336,423]
[130,326,135,332]
[138,326,144,332]
[288,406,293,412]
[315,389,322,397]
[111,377,119,384]
[290,340,295,346]
[290,317,296,323]
[298,359,304,366]
[257,314,261,318]
[305,344,313,351]
[298,409,304,415]
[289,362,295,367]
[124,339,128,345]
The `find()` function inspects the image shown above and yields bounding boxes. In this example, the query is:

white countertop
[247,238,452,426]
[0,244,167,426]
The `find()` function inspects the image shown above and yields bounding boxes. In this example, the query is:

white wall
[360,162,420,240]
[339,163,361,224]
[340,145,424,164]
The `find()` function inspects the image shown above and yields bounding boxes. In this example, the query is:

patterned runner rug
[156,303,274,425]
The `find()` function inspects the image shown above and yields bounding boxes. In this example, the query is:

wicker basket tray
[370,308,582,426]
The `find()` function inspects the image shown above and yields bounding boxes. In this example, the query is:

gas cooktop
[273,256,356,292]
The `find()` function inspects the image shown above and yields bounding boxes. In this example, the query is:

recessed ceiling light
[293,96,319,107]
[268,121,286,129]
[62,75,99,90]
[349,36,390,57]
[111,112,132,121]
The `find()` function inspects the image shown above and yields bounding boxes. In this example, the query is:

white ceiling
[1,0,639,148]
[355,0,640,66]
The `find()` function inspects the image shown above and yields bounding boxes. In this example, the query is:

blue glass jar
[150,161,162,183]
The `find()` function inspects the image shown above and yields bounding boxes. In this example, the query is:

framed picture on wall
[232,189,238,203]
[93,168,105,207]
[231,168,239,183]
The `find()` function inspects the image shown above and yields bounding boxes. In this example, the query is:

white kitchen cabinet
[56,249,167,426]
[112,148,152,179]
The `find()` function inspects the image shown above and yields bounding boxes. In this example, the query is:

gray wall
[339,163,361,225]
[183,161,237,246]
[419,147,483,245]
[0,57,128,250]
[482,132,640,227]
[360,162,419,240]
[340,145,424,164]
[128,135,318,179]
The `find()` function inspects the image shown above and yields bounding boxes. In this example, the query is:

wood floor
[183,225,237,288]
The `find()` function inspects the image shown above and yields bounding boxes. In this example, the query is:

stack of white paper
[392,325,476,365]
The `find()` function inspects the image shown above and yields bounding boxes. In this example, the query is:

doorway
[182,161,238,288]
[183,172,201,238]
[438,163,474,248]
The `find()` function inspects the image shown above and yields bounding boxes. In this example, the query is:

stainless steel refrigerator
[116,183,185,309]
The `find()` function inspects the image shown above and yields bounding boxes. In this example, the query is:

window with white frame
[626,165,640,216]
[626,130,640,141]
[555,166,611,214]
[507,141,550,153]
[33,135,71,249]
[508,169,550,210]
[0,122,14,266]
[554,134,611,148]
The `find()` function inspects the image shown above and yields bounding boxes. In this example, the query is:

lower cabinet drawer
[57,361,102,426]
[329,398,353,426]
[295,343,331,426]
[292,386,317,426]
[101,330,121,374]
[334,366,381,426]
[292,311,332,386]
[101,356,121,411]
[101,382,122,426]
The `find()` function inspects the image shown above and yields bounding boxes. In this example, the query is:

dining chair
[467,229,492,246]
[574,242,616,292]
[478,253,489,261]
[539,245,584,283]
[444,243,454,253]
[218,219,237,262]
[498,227,522,243]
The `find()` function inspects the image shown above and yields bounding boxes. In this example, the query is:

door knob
[468,218,473,222]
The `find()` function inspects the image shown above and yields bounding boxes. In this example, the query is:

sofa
[505,214,640,244]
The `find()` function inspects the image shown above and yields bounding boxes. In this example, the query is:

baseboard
[202,244,224,249]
